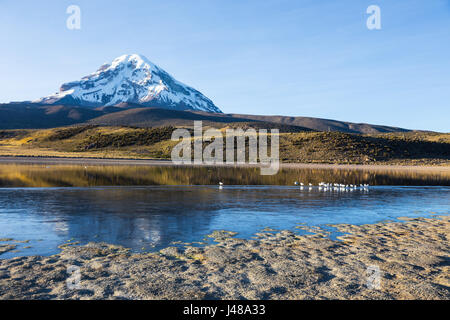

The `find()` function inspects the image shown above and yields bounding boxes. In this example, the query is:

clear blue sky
[1,0,449,131]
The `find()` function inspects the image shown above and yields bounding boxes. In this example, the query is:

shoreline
[0,156,449,172]
[1,216,448,300]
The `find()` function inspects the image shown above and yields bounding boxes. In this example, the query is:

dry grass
[0,126,449,165]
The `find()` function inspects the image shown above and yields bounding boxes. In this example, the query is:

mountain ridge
[87,106,411,134]
[0,102,414,133]
[33,54,221,113]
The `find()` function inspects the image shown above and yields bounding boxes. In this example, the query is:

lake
[0,164,449,259]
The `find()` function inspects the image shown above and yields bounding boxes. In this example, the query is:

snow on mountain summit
[35,54,221,113]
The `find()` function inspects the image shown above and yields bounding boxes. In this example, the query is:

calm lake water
[0,164,449,258]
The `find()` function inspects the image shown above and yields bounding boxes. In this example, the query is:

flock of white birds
[294,181,370,191]
[217,181,370,191]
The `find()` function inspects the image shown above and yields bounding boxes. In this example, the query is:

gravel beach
[0,216,448,300]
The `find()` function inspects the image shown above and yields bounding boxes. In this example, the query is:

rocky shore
[0,216,448,300]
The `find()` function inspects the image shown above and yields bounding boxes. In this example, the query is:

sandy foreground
[0,216,449,300]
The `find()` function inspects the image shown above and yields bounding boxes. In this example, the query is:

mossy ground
[0,216,448,299]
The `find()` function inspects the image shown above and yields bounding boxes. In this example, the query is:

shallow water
[0,185,448,259]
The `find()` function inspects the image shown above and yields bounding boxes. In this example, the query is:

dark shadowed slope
[1,103,412,134]
[87,107,313,132]
[87,107,247,127]
[87,107,411,133]
[0,103,106,129]
[226,114,410,134]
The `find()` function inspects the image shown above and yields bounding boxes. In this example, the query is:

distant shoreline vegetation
[0,124,448,167]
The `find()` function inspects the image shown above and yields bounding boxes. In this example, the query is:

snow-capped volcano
[35,54,221,113]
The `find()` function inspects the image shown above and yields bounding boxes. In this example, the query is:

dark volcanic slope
[226,114,410,134]
[0,103,105,129]
[1,103,411,134]
[87,107,312,132]
[87,107,248,127]
[88,107,410,133]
